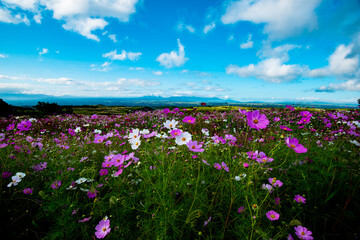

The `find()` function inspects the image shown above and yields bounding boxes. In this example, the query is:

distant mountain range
[1,92,358,109]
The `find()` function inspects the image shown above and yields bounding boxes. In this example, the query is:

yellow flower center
[290,144,295,148]
[103,227,107,232]
[191,146,195,149]
[170,124,172,127]
[271,214,275,219]
[182,137,186,141]
[253,119,259,124]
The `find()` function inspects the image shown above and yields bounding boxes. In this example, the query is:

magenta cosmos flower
[95,219,111,239]
[186,140,204,152]
[51,180,61,189]
[294,226,313,240]
[183,116,196,124]
[294,195,306,203]
[246,110,269,130]
[266,210,280,221]
[17,120,32,131]
[285,136,307,153]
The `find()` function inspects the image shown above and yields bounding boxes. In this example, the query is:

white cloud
[102,49,142,61]
[226,58,307,83]
[127,51,142,61]
[37,77,74,85]
[108,34,117,43]
[2,0,37,10]
[258,43,301,61]
[203,22,215,34]
[156,39,188,68]
[42,0,138,21]
[240,34,253,49]
[310,44,359,77]
[316,79,360,92]
[0,0,139,41]
[221,0,321,40]
[152,71,163,76]
[62,17,108,41]
[0,54,6,58]
[116,78,160,87]
[39,48,48,55]
[91,61,112,72]
[129,67,144,71]
[33,14,42,24]
[0,7,30,25]
[0,74,24,80]
[177,23,195,33]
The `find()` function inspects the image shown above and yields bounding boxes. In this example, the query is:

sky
[0,0,360,105]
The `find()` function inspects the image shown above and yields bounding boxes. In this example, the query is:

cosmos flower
[175,132,192,145]
[51,180,61,189]
[294,195,306,204]
[285,136,307,153]
[23,188,33,194]
[95,218,111,239]
[182,116,196,124]
[164,119,178,129]
[266,210,280,221]
[280,125,293,131]
[246,110,269,130]
[186,140,204,152]
[294,226,313,240]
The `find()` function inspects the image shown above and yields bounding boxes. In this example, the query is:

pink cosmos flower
[268,178,283,187]
[99,169,108,176]
[17,120,32,131]
[280,125,293,131]
[68,128,76,136]
[51,180,61,189]
[95,219,111,239]
[6,123,15,131]
[266,210,280,221]
[246,110,269,130]
[243,163,249,168]
[294,226,313,240]
[238,206,245,213]
[285,136,307,153]
[87,188,98,199]
[23,188,33,194]
[221,162,229,172]
[273,117,280,122]
[186,140,204,152]
[78,216,92,222]
[214,163,222,170]
[170,129,182,138]
[294,195,306,203]
[274,197,280,205]
[288,234,294,240]
[183,116,196,124]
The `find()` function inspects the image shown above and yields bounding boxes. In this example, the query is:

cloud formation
[156,39,188,68]
[0,0,139,41]
[103,50,142,61]
[221,0,321,40]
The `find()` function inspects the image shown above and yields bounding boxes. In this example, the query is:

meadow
[0,106,359,239]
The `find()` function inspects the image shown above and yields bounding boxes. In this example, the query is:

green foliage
[35,101,73,116]
[0,108,359,239]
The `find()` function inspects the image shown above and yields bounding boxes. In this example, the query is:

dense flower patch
[0,107,359,239]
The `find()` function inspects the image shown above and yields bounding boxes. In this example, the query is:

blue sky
[0,0,359,104]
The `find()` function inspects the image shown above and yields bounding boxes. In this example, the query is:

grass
[0,106,359,239]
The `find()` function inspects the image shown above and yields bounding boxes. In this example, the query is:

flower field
[1,106,359,239]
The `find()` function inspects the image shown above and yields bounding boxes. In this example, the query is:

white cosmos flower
[16,172,26,178]
[75,178,91,184]
[140,129,150,135]
[74,127,82,133]
[129,129,140,142]
[175,132,192,145]
[164,119,179,129]
[7,175,21,187]
[131,139,141,150]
